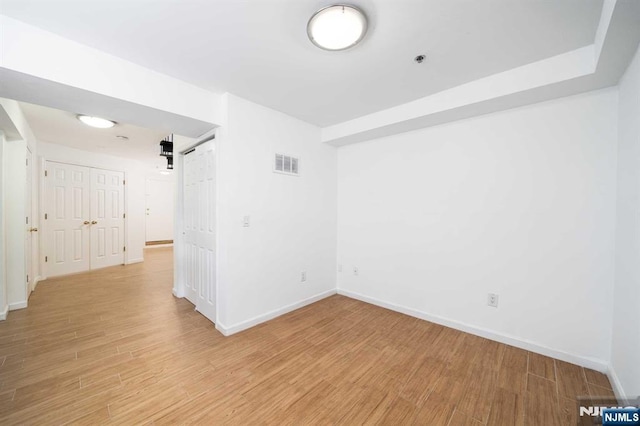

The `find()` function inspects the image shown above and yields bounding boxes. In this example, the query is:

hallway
[0,247,215,424]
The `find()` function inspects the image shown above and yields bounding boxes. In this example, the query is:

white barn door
[45,162,91,276]
[90,169,125,270]
[182,140,216,323]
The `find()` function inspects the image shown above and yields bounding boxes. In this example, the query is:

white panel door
[183,149,198,304]
[182,140,216,323]
[145,178,174,243]
[45,161,91,277]
[90,168,125,269]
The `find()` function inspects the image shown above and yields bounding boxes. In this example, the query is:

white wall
[37,142,147,267]
[0,132,7,318]
[337,89,618,370]
[611,45,640,399]
[0,98,38,312]
[5,139,28,308]
[214,94,337,333]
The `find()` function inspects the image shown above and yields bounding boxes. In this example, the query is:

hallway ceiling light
[77,114,116,129]
[307,5,368,51]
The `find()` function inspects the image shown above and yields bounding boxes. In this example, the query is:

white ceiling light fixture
[77,114,116,129]
[307,4,368,51]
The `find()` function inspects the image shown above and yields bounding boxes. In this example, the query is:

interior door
[183,149,198,304]
[90,168,125,269]
[182,140,216,323]
[145,178,174,243]
[45,161,91,277]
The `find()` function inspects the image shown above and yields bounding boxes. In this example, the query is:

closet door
[183,140,216,323]
[45,162,91,277]
[183,149,198,305]
[194,141,216,323]
[90,168,125,270]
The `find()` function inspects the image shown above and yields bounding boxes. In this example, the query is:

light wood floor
[0,248,615,425]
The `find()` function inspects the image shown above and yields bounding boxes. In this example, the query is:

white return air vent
[274,153,300,176]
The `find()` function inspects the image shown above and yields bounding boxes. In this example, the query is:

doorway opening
[145,177,174,247]
[1,97,217,326]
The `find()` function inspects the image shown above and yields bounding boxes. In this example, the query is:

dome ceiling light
[77,115,116,129]
[307,5,368,51]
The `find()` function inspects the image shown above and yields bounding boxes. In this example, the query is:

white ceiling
[19,101,172,169]
[0,0,603,127]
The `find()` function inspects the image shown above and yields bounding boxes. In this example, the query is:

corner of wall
[337,289,609,373]
[215,322,231,337]
[8,301,27,311]
[172,287,185,299]
[219,289,337,336]
[608,365,628,401]
[610,40,640,402]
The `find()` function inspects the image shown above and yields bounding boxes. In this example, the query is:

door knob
[91,221,98,225]
[29,228,38,232]
[83,221,90,225]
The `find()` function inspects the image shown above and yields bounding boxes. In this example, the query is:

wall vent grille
[274,153,299,176]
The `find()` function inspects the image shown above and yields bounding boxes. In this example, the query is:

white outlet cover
[488,293,499,307]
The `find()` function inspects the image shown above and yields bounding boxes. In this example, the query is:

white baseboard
[214,323,228,336]
[337,288,609,373]
[607,365,627,401]
[32,276,41,292]
[126,258,144,265]
[216,289,337,336]
[0,305,8,320]
[9,301,28,311]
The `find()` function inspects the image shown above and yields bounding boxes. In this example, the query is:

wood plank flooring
[0,247,615,425]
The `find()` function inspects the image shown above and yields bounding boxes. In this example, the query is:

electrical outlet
[353,266,359,276]
[242,216,250,227]
[301,271,307,283]
[488,293,499,308]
